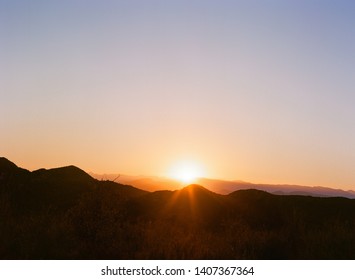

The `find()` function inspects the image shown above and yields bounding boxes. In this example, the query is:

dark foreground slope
[1,158,355,259]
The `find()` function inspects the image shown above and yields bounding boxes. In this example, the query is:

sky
[1,0,355,189]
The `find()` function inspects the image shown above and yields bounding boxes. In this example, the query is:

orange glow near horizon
[168,161,205,184]
[2,1,355,191]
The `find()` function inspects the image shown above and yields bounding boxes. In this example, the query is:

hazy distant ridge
[89,171,355,199]
[2,157,355,259]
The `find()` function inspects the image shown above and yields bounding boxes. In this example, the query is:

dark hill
[229,188,274,200]
[0,157,19,170]
[2,157,355,260]
[0,158,30,183]
[32,165,94,184]
[228,189,355,230]
[179,184,219,198]
[129,184,231,228]
[0,157,145,213]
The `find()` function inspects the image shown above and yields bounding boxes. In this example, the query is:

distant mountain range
[2,156,355,259]
[89,172,355,199]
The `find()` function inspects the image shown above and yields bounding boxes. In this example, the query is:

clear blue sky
[1,0,355,189]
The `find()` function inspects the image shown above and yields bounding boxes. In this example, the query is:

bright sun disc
[169,161,204,184]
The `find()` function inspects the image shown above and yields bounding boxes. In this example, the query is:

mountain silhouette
[1,157,355,260]
[0,157,19,171]
[197,178,355,198]
[0,158,145,213]
[0,157,30,181]
[90,171,355,198]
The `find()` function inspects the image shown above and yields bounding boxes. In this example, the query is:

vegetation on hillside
[1,158,355,259]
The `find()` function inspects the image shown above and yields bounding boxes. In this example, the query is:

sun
[168,161,204,184]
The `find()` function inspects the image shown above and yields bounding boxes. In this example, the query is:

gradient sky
[1,0,355,189]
